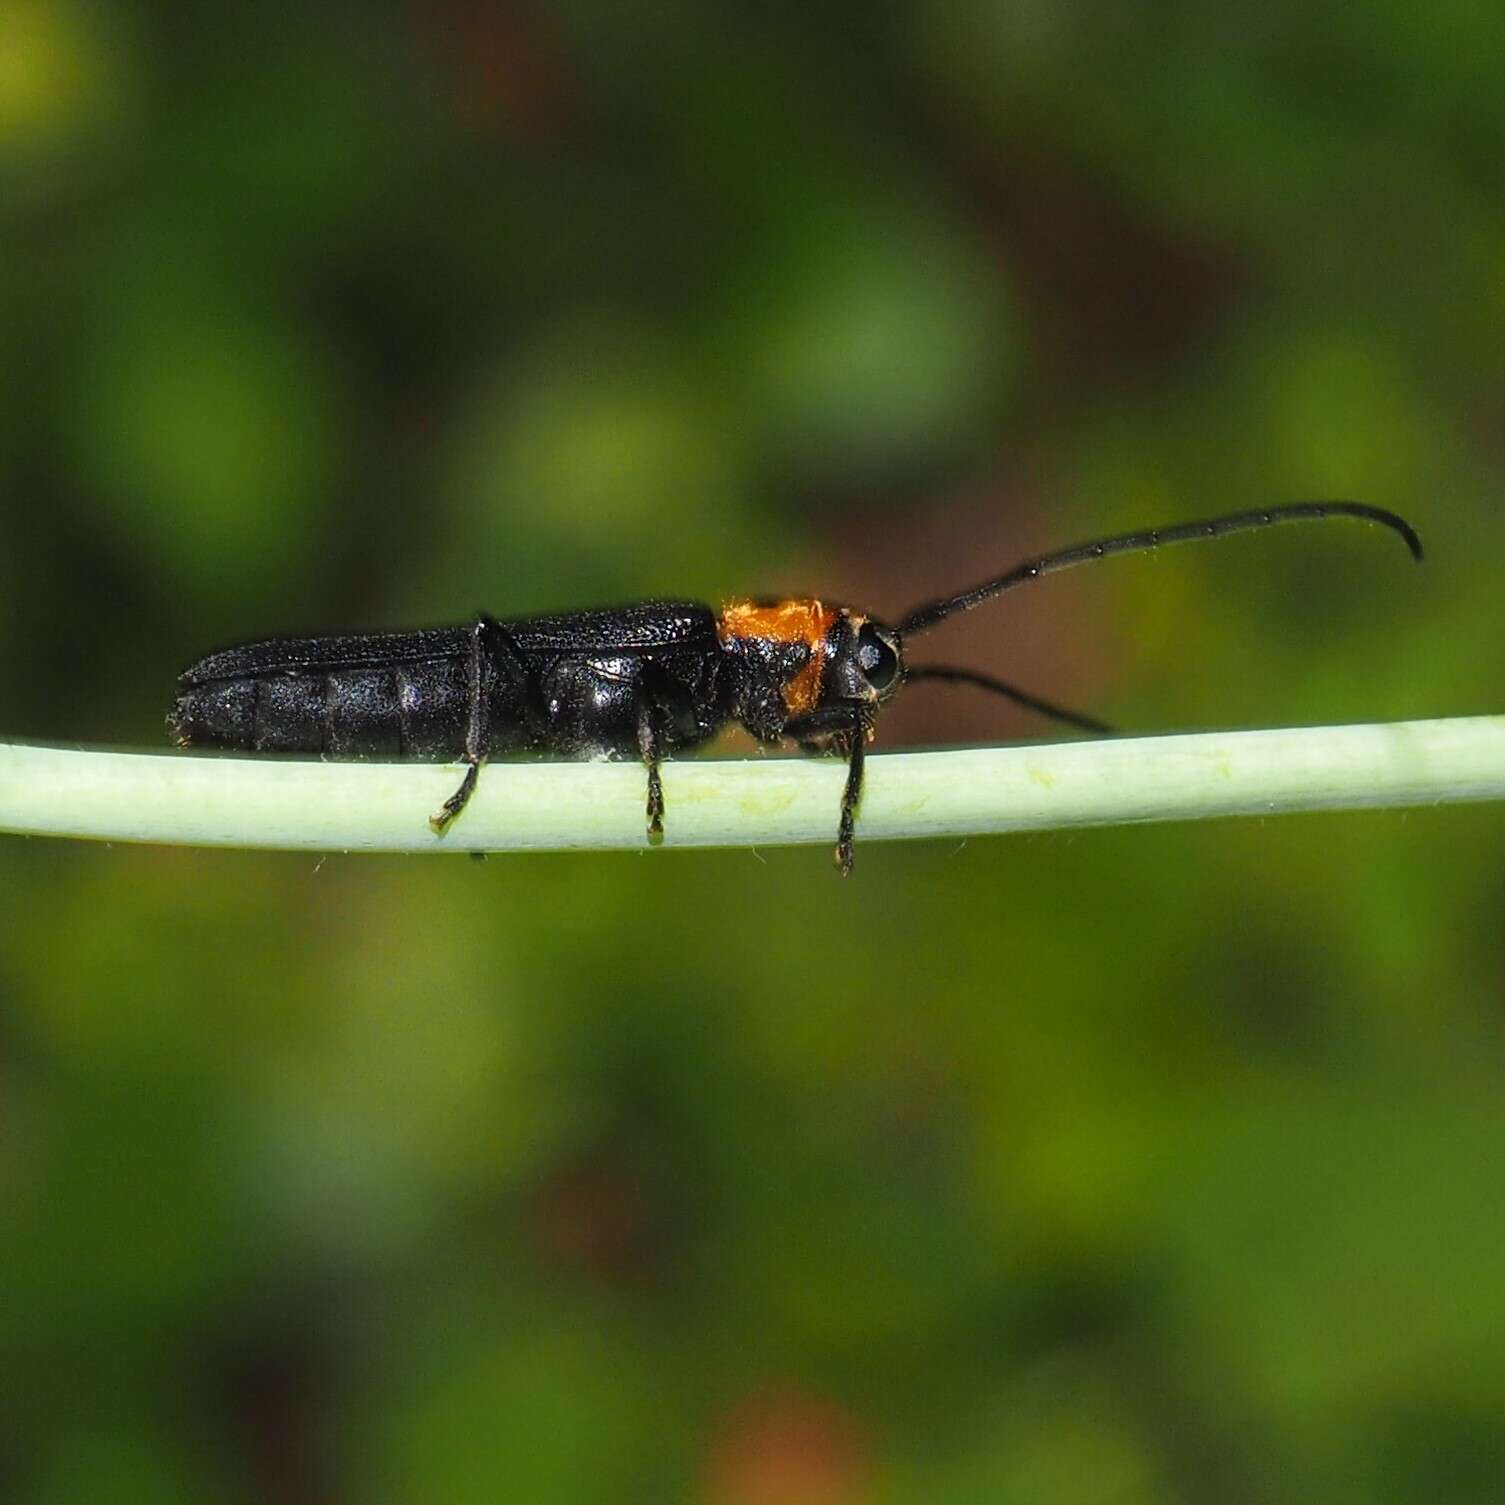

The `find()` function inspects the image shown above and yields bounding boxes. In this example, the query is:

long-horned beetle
[171,502,1422,873]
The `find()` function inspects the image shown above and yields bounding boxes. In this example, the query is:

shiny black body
[173,604,734,763]
[171,599,834,848]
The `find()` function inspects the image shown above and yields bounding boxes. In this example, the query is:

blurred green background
[3,3,1504,1502]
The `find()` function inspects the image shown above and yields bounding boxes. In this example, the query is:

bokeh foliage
[2,3,1503,1502]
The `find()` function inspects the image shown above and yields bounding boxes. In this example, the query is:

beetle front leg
[835,715,866,877]
[787,704,872,876]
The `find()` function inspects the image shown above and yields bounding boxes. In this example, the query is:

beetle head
[825,612,904,706]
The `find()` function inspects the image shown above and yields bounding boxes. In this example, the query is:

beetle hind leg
[429,612,503,837]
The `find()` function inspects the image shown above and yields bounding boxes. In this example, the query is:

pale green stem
[0,717,1501,857]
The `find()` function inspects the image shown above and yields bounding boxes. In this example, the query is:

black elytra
[169,502,1423,874]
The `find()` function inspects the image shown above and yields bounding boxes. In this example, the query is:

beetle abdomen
[171,657,472,758]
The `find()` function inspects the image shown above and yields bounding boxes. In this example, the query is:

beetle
[170,501,1422,873]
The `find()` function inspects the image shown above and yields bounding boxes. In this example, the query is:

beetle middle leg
[637,699,665,842]
[635,666,693,843]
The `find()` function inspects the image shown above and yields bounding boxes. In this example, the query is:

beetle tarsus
[645,765,664,840]
[430,760,480,834]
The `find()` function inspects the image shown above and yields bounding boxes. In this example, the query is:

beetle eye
[856,623,900,693]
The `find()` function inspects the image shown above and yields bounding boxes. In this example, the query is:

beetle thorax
[716,597,840,722]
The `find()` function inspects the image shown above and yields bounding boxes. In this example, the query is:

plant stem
[0,717,1501,855]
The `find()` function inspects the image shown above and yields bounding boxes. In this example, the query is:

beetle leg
[637,696,665,841]
[430,613,497,835]
[787,703,872,876]
[835,712,866,877]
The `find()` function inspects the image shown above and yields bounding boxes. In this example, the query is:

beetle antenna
[905,665,1111,735]
[898,501,1423,636]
